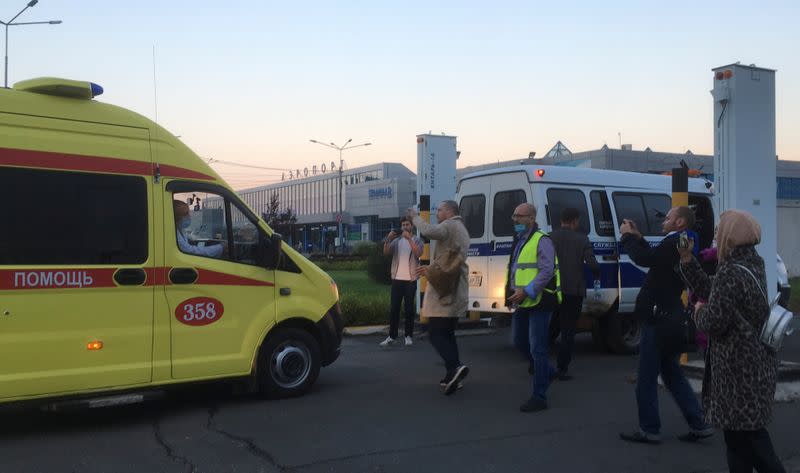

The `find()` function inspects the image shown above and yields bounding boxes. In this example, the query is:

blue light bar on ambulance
[13,77,104,99]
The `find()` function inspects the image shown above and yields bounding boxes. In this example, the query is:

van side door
[488,172,531,311]
[541,186,617,314]
[607,190,672,313]
[458,178,489,309]
[0,119,154,400]
[164,182,277,380]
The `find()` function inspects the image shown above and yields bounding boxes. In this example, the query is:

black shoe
[677,428,714,442]
[444,365,469,395]
[557,372,573,381]
[549,370,559,383]
[528,363,534,375]
[619,430,661,445]
[519,398,548,412]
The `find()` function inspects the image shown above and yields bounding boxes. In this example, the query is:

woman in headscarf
[678,210,784,472]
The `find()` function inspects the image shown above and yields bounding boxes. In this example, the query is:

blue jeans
[512,307,555,401]
[636,324,706,435]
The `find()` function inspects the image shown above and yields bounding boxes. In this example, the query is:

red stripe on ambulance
[0,147,214,180]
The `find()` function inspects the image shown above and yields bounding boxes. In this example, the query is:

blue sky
[7,0,799,188]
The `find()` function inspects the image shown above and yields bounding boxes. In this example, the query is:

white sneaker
[379,336,396,347]
[404,336,413,346]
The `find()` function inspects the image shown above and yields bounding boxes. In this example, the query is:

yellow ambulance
[0,78,343,406]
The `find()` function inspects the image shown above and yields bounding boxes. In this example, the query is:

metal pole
[4,24,8,88]
[338,149,343,254]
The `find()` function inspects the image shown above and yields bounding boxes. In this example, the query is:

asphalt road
[1,329,799,473]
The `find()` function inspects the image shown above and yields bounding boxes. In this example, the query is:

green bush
[352,240,377,257]
[366,244,392,285]
[314,259,367,271]
[329,270,391,326]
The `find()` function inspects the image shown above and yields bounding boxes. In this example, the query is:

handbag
[732,264,794,351]
[653,304,697,355]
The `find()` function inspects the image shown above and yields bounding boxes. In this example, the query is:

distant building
[233,143,800,274]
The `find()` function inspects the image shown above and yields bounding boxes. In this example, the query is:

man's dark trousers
[556,294,582,374]
[636,324,705,435]
[428,317,460,373]
[389,280,416,339]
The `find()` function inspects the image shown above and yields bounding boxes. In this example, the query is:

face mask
[514,223,527,233]
[179,217,191,230]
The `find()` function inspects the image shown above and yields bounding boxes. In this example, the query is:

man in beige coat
[408,200,470,395]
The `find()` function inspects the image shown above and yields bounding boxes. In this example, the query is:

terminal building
[236,142,800,274]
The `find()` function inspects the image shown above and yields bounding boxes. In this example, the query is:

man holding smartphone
[380,217,423,347]
[618,206,712,445]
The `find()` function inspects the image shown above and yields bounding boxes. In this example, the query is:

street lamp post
[309,138,372,253]
[1,1,62,88]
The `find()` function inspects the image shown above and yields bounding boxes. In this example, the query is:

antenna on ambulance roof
[152,44,161,179]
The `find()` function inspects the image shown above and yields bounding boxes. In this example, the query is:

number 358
[175,297,225,326]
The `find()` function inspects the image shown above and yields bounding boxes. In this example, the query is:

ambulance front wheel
[257,328,321,398]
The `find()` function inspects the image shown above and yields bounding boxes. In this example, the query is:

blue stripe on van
[468,241,651,289]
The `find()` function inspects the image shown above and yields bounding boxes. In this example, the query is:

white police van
[457,165,720,354]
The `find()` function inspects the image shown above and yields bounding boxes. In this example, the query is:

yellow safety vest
[513,230,563,308]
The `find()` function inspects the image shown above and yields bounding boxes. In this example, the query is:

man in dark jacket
[550,208,599,380]
[618,206,712,445]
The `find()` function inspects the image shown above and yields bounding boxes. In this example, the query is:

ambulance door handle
[280,288,291,296]
[115,268,147,286]
[169,267,198,285]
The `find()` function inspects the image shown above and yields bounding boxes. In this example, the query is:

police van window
[546,188,590,234]
[0,167,147,265]
[642,194,672,236]
[459,194,485,238]
[493,190,527,237]
[590,191,615,236]
[612,192,671,236]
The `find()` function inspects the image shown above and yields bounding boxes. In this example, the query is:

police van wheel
[257,328,321,399]
[605,312,640,355]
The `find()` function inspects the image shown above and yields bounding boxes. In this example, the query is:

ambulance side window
[546,188,590,235]
[460,194,486,238]
[493,190,527,237]
[173,191,229,261]
[173,189,270,267]
[0,167,147,265]
[229,204,260,265]
[590,191,615,236]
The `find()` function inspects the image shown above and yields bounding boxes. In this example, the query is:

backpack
[732,264,794,351]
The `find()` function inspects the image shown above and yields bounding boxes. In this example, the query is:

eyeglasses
[512,213,532,218]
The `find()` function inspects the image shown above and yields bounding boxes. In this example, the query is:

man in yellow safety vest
[506,203,562,413]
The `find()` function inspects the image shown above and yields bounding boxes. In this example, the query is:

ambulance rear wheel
[257,328,321,399]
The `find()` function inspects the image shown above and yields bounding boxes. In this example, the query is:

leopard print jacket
[680,245,778,431]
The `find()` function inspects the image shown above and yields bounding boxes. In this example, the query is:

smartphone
[678,231,689,249]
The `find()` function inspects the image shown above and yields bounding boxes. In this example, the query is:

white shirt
[177,230,224,258]
[395,238,413,281]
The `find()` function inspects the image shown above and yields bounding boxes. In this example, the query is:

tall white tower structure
[711,63,777,297]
